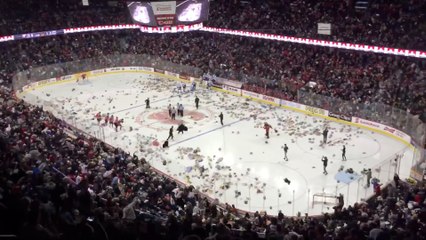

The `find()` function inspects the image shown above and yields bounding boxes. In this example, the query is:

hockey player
[323,127,329,144]
[178,104,184,117]
[175,83,181,94]
[342,145,347,161]
[109,114,115,127]
[366,169,372,187]
[162,140,169,148]
[177,82,184,94]
[190,81,196,92]
[77,73,86,83]
[95,112,102,125]
[177,123,188,134]
[195,96,200,109]
[119,118,124,130]
[264,122,273,139]
[171,107,176,120]
[145,98,150,109]
[168,104,172,117]
[283,144,289,161]
[219,112,224,125]
[206,80,212,89]
[322,156,328,175]
[104,113,110,126]
[114,117,121,132]
[167,126,174,140]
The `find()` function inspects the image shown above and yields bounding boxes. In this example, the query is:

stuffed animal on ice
[177,123,188,134]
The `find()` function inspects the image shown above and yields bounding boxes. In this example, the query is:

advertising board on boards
[352,117,411,142]
[179,75,190,80]
[154,68,165,74]
[281,100,302,110]
[138,67,154,72]
[352,117,380,128]
[261,95,275,102]
[223,85,241,94]
[61,75,73,80]
[304,105,326,116]
[165,71,179,77]
[328,112,352,122]
[242,90,261,99]
[91,69,106,74]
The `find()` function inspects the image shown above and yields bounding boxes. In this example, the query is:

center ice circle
[135,109,210,130]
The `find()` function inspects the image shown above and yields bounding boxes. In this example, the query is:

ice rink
[20,72,415,216]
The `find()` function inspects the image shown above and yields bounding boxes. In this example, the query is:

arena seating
[1,31,425,116]
[0,1,425,239]
[0,0,425,50]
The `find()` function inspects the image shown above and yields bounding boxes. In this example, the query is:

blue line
[169,118,247,147]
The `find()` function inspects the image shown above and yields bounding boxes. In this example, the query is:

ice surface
[21,73,414,216]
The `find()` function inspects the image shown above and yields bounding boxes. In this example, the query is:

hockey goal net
[312,192,339,207]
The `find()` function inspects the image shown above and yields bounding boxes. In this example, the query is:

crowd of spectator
[208,0,426,50]
[0,0,425,50]
[0,0,129,36]
[0,0,425,239]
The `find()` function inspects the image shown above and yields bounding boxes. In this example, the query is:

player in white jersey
[175,82,183,94]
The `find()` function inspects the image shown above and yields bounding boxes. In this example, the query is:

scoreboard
[127,0,210,27]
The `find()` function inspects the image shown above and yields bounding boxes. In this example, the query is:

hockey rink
[20,72,415,216]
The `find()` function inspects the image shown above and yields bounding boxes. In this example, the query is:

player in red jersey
[95,112,102,125]
[104,113,109,126]
[109,115,114,127]
[76,73,86,83]
[114,117,123,131]
[264,122,273,139]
